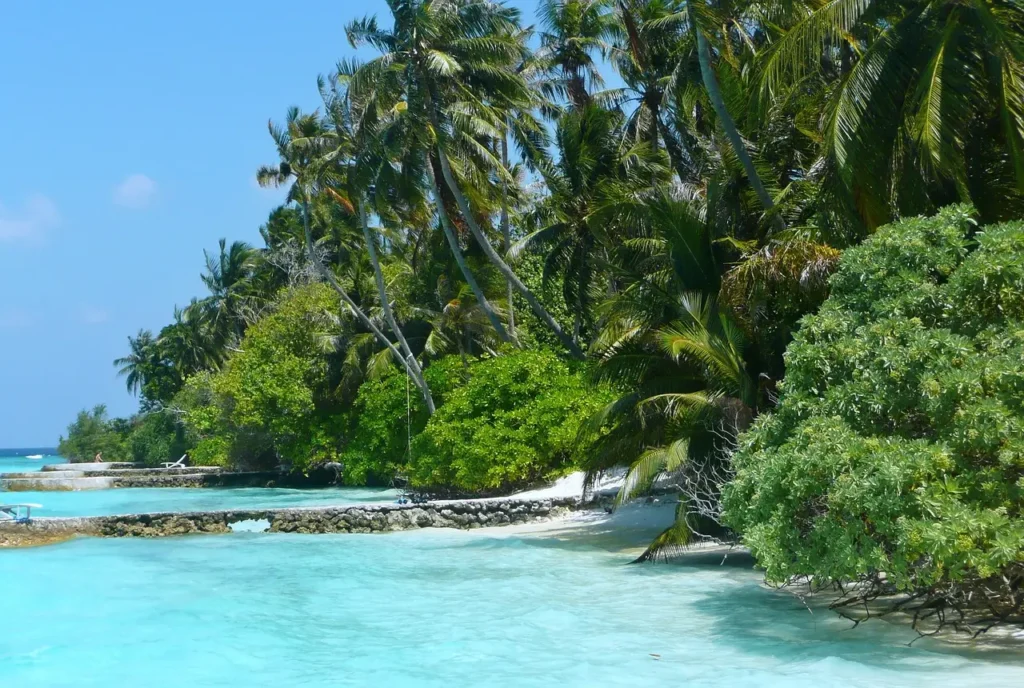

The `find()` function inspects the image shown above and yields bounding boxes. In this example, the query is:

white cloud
[113,174,157,209]
[79,306,110,325]
[0,194,60,244]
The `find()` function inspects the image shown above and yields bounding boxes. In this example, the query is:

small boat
[25,454,44,459]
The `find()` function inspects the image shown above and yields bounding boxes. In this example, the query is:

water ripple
[2,530,1023,687]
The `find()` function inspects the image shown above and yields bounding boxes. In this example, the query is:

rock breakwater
[0,497,582,544]
[1,464,341,491]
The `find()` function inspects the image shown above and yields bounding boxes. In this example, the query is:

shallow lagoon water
[3,454,1023,685]
[3,524,1024,686]
[0,452,65,474]
[1,455,399,516]
[1,485,401,517]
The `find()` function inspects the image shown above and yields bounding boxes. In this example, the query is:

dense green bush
[59,405,191,466]
[165,286,348,471]
[212,284,344,470]
[173,372,232,466]
[340,356,468,485]
[724,206,1024,607]
[408,349,612,493]
[126,411,190,466]
[57,405,129,462]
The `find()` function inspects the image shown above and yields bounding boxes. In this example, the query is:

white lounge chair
[0,503,42,523]
[161,454,188,469]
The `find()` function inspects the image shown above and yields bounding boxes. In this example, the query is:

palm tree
[756,0,1024,225]
[719,238,841,378]
[584,288,757,558]
[342,7,514,346]
[345,0,586,359]
[689,4,777,217]
[535,0,615,110]
[515,105,662,344]
[606,0,694,178]
[114,329,159,396]
[499,126,516,338]
[589,291,754,466]
[257,107,437,414]
[596,1,779,220]
[497,25,553,337]
[158,301,225,377]
[424,280,505,366]
[198,238,258,347]
[114,327,193,407]
[575,184,767,556]
[319,77,437,414]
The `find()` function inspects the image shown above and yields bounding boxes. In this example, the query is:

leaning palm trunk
[425,164,512,344]
[657,115,690,180]
[300,197,434,410]
[649,106,661,186]
[694,28,776,217]
[358,199,436,414]
[433,137,586,360]
[500,132,515,337]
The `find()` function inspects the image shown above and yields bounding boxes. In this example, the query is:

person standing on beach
[94,451,103,463]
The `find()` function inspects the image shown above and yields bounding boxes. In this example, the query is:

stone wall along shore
[0,497,582,542]
[1,465,342,492]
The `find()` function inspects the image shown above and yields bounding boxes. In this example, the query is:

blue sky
[0,0,549,446]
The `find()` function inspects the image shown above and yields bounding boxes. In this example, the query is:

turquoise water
[1,454,399,516]
[2,485,400,516]
[3,526,1024,686]
[0,452,65,474]
[3,449,1023,684]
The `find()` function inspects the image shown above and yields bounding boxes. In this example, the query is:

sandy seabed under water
[2,499,1024,687]
[3,464,1024,686]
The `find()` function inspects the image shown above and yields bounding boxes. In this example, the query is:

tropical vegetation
[57,0,1024,628]
[724,207,1024,631]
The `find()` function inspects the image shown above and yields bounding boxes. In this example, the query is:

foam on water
[0,453,66,475]
[2,527,1023,687]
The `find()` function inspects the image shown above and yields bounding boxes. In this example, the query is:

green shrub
[408,349,612,493]
[127,411,190,467]
[723,206,1024,601]
[174,372,226,444]
[213,284,343,470]
[340,356,467,485]
[173,369,270,469]
[189,436,232,468]
[57,405,129,462]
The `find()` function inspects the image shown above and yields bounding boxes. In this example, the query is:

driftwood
[776,564,1024,641]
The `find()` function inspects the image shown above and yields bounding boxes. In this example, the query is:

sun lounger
[0,503,42,523]
[161,454,188,469]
